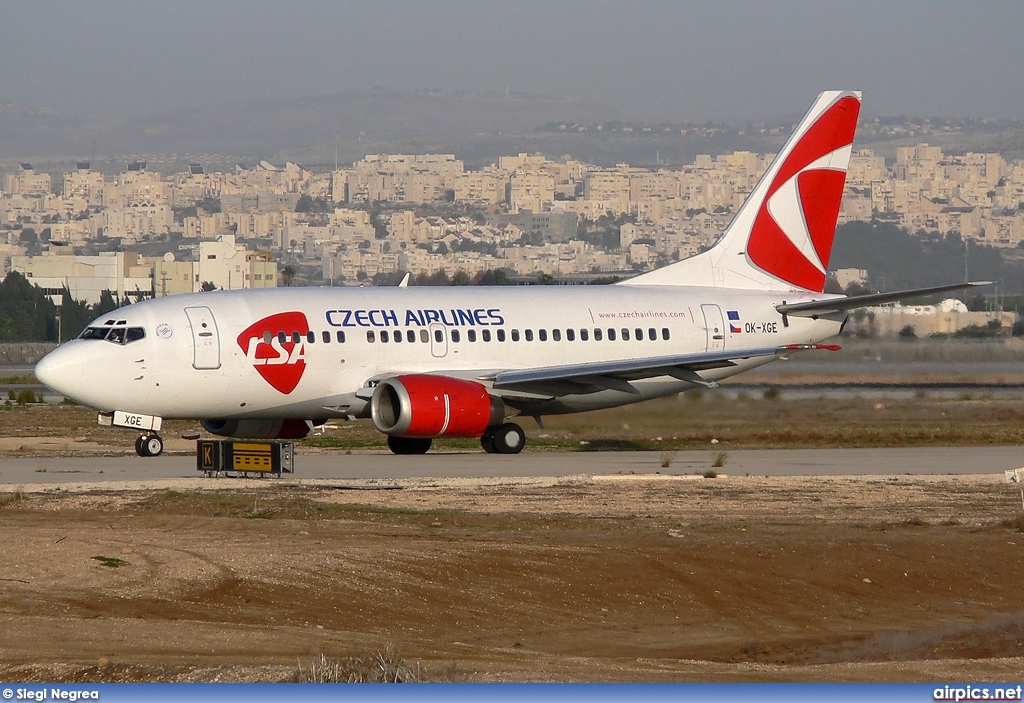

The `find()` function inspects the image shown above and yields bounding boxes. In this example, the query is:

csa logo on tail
[746,95,860,292]
[237,311,309,394]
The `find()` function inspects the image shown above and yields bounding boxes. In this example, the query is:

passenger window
[434,329,443,343]
[394,330,402,343]
[451,329,460,343]
[552,329,561,341]
[566,328,575,341]
[366,330,375,343]
[662,328,670,340]
[468,329,477,342]
[607,329,616,341]
[621,328,630,341]
[648,328,656,340]
[278,332,287,343]
[322,330,330,343]
[482,329,491,342]
[594,328,602,341]
[635,328,643,341]
[125,327,145,343]
[539,329,548,342]
[407,330,416,343]
[580,329,589,341]
[497,329,506,342]
[511,329,520,342]
[307,331,315,343]
[525,329,534,341]
[380,330,390,343]
[420,329,428,343]
[264,331,273,344]
[336,330,346,343]
[292,332,302,344]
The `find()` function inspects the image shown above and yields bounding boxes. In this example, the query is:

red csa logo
[747,95,861,292]
[237,311,309,394]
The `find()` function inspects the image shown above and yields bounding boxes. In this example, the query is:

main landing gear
[481,423,526,454]
[384,422,527,455]
[135,433,164,457]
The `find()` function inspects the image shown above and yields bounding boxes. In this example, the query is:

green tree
[0,271,57,341]
[59,288,93,341]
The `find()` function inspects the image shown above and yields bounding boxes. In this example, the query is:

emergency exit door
[700,304,726,353]
[184,306,221,369]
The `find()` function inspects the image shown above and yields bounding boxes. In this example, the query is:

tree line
[0,272,120,343]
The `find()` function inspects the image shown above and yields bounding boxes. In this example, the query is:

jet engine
[370,374,504,438]
[200,418,311,439]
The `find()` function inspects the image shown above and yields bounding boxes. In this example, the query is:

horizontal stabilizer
[776,281,992,317]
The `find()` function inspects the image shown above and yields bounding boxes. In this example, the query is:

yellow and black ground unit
[196,439,295,477]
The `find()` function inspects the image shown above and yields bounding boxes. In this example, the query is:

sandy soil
[1,472,1024,682]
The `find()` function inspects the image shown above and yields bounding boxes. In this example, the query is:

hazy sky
[1,0,1021,122]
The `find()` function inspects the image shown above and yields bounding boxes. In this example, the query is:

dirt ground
[2,472,1024,682]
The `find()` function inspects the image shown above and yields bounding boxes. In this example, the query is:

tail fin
[621,90,861,292]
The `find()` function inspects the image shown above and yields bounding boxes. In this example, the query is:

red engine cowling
[370,375,504,438]
[201,418,311,439]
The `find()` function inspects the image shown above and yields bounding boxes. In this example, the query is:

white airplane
[35,91,985,457]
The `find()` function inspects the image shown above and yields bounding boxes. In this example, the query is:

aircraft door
[429,323,448,358]
[184,306,221,369]
[700,304,726,353]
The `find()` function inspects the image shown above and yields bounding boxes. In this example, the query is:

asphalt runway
[1,446,1023,485]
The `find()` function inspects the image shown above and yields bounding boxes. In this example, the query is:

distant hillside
[0,90,622,162]
[4,92,1024,170]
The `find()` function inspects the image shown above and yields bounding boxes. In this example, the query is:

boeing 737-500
[34,91,986,456]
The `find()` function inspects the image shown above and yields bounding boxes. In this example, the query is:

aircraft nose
[34,345,83,400]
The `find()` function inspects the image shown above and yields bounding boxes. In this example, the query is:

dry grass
[2,380,1024,454]
[295,648,420,683]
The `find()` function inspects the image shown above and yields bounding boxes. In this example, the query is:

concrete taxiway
[1,446,1022,485]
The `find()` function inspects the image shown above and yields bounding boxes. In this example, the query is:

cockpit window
[79,327,108,340]
[79,326,146,345]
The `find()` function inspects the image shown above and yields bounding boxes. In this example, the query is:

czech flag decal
[727,310,742,333]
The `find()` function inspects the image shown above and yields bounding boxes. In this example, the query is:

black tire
[480,429,497,454]
[492,423,526,454]
[135,435,147,457]
[143,435,164,457]
[387,435,432,455]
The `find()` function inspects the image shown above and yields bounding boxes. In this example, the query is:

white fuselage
[37,284,842,422]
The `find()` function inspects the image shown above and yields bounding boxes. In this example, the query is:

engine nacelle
[201,418,311,439]
[370,375,504,438]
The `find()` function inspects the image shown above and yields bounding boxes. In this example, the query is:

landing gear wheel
[491,423,526,454]
[480,429,497,454]
[387,436,432,455]
[136,434,164,457]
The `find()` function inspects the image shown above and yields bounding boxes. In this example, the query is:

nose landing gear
[135,434,164,457]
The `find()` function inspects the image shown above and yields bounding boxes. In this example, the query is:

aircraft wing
[484,346,785,397]
[776,281,991,317]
